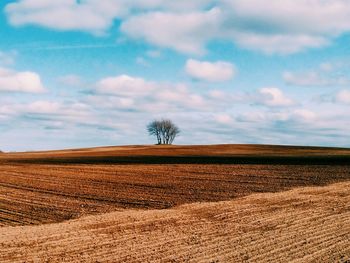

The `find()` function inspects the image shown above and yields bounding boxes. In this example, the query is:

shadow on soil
[9,155,350,165]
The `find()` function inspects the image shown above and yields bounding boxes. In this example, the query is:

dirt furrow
[2,181,349,262]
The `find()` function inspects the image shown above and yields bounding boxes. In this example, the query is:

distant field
[0,144,350,226]
[0,144,349,262]
[3,144,350,164]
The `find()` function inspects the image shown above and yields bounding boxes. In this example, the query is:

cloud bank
[6,0,350,54]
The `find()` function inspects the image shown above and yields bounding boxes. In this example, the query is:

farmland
[0,144,349,262]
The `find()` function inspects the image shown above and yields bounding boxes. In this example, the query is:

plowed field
[1,162,349,226]
[0,144,349,262]
[1,181,349,262]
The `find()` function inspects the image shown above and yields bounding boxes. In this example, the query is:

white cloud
[3,99,95,127]
[222,0,350,35]
[235,108,317,127]
[6,0,350,54]
[215,113,233,125]
[220,0,350,53]
[5,0,214,35]
[93,74,297,115]
[283,71,329,86]
[26,101,93,125]
[96,74,156,96]
[93,74,208,112]
[5,0,127,35]
[257,87,295,107]
[0,68,45,93]
[208,87,296,109]
[185,59,235,82]
[155,84,206,109]
[0,98,92,143]
[121,0,350,54]
[335,90,350,104]
[124,0,214,12]
[236,111,267,123]
[283,66,350,87]
[25,101,61,114]
[121,8,221,55]
[292,109,316,122]
[85,95,136,110]
[231,33,328,55]
[207,89,246,105]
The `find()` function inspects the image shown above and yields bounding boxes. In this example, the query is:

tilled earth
[1,181,349,262]
[0,163,349,226]
[0,145,349,262]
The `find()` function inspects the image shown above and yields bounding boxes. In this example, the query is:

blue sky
[0,0,350,151]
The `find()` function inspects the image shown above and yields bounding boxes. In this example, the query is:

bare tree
[147,120,162,144]
[147,119,180,145]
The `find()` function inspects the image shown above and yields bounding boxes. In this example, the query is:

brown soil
[0,144,349,262]
[0,144,350,226]
[4,144,350,158]
[1,181,349,262]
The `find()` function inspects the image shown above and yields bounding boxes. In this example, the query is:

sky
[0,0,350,151]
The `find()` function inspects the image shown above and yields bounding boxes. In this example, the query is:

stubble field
[0,144,349,262]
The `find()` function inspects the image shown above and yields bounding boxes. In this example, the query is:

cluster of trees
[147,119,180,145]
